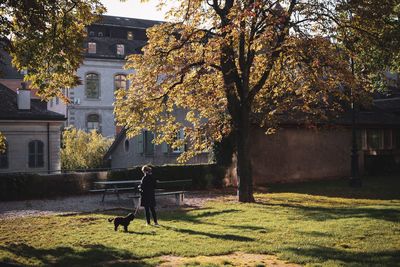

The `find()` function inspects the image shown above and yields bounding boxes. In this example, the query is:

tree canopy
[115,0,399,202]
[0,0,105,100]
[115,0,399,201]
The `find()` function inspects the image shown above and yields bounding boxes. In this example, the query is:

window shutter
[161,142,168,153]
[180,129,185,152]
[137,132,144,154]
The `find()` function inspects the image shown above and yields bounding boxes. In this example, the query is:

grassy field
[0,176,399,266]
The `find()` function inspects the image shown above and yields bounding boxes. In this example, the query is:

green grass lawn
[1,176,399,267]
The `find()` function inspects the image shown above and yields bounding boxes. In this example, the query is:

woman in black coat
[139,165,158,225]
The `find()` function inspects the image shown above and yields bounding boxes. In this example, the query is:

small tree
[61,127,112,170]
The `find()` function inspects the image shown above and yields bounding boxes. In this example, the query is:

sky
[101,0,169,21]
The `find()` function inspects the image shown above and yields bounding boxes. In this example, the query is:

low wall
[0,164,225,201]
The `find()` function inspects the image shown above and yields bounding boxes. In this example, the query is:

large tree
[115,0,399,202]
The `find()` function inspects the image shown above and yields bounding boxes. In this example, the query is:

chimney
[17,82,31,110]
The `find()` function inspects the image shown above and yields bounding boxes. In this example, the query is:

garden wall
[0,164,225,201]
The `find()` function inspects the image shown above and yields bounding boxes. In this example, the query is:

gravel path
[0,191,231,220]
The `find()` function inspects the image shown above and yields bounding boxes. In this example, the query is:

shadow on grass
[266,176,400,200]
[161,225,254,242]
[284,245,400,266]
[0,243,151,267]
[257,201,400,222]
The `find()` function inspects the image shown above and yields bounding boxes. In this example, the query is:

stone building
[250,107,400,184]
[0,83,65,173]
[48,15,161,137]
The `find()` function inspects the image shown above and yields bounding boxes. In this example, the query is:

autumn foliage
[114,0,399,202]
[61,127,112,170]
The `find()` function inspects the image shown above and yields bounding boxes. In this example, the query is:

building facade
[48,15,160,137]
[0,84,65,173]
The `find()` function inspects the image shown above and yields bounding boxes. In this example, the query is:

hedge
[0,164,225,201]
[107,164,225,190]
[0,172,106,201]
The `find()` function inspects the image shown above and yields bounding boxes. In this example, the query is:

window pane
[87,114,100,132]
[127,31,133,40]
[114,75,127,90]
[37,141,44,154]
[29,141,35,154]
[28,155,36,168]
[88,42,96,53]
[144,131,154,154]
[117,44,125,56]
[37,154,44,167]
[384,130,392,149]
[86,74,99,99]
[367,129,382,150]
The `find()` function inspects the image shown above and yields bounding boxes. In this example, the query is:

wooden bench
[128,191,186,206]
[90,180,141,202]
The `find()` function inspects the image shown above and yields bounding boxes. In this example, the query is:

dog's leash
[133,197,141,216]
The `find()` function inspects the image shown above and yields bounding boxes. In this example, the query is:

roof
[94,15,162,29]
[0,83,66,121]
[373,98,400,112]
[84,37,146,59]
[0,49,23,79]
[84,15,163,59]
[103,128,127,160]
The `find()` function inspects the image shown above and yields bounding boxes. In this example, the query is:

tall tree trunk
[235,106,255,202]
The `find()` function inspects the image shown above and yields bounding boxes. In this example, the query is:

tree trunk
[235,106,255,203]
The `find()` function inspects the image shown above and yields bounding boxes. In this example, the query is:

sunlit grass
[0,176,399,266]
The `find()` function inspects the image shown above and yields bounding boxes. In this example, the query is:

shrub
[61,127,113,170]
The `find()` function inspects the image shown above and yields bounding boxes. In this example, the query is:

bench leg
[175,193,184,206]
[101,191,106,202]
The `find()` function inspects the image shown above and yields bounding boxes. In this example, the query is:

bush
[61,127,113,170]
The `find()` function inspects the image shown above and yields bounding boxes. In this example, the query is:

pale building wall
[0,121,63,173]
[110,135,209,169]
[48,58,131,137]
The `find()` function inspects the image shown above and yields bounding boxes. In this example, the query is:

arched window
[98,32,103,37]
[28,140,44,168]
[0,141,9,169]
[85,73,100,99]
[87,114,101,132]
[114,74,127,90]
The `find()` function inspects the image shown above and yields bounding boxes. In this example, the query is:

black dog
[108,213,135,232]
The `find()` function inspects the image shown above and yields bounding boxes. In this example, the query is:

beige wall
[0,121,63,173]
[110,134,209,169]
[250,126,355,184]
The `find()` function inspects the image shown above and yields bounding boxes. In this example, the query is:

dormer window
[89,31,95,37]
[88,42,96,54]
[127,31,133,40]
[116,44,125,56]
[98,32,103,37]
